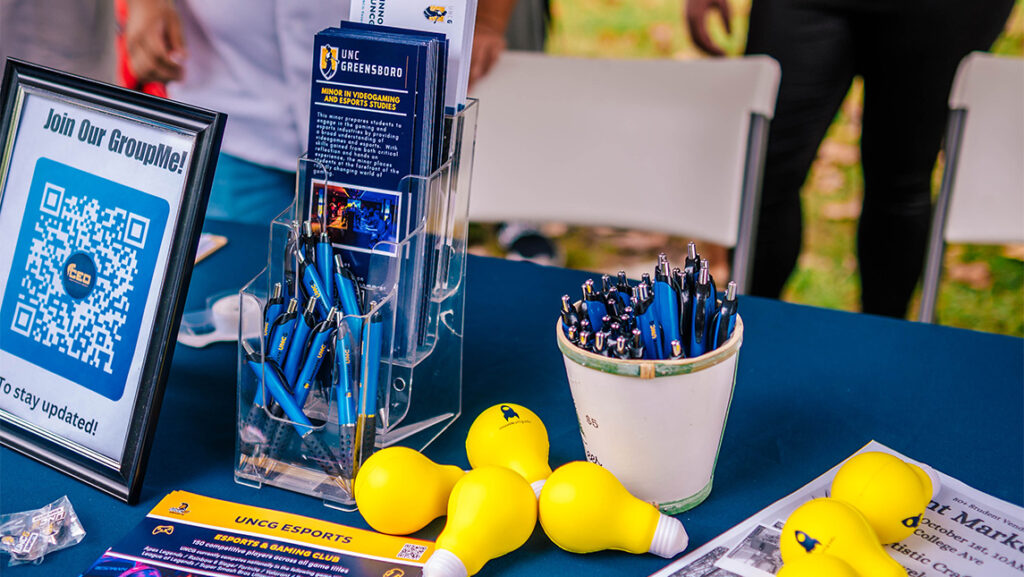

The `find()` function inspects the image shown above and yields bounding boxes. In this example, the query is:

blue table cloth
[2,220,1022,576]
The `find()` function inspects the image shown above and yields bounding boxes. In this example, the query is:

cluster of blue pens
[560,243,738,360]
[243,216,382,484]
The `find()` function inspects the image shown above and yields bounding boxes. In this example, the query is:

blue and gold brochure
[79,491,435,577]
[307,23,446,274]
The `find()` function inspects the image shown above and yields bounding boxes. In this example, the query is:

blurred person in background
[124,0,356,224]
[123,0,531,226]
[685,0,1015,317]
[0,0,116,82]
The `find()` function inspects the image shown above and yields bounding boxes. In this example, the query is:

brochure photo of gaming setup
[0,2,1021,577]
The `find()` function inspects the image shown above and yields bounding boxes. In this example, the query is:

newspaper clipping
[652,441,1024,577]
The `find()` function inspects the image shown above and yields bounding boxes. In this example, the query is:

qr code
[0,158,169,401]
[396,544,428,561]
[16,186,146,373]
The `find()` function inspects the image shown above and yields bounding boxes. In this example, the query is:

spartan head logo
[423,5,447,22]
[500,405,520,421]
[794,530,820,553]
[902,514,922,528]
[320,44,339,80]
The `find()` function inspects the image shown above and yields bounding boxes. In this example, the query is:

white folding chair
[467,52,780,292]
[919,52,1024,323]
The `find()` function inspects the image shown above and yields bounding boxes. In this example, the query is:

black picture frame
[0,59,225,504]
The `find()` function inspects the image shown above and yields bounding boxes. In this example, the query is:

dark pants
[746,0,1014,317]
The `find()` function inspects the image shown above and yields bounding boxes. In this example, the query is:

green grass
[514,0,1024,336]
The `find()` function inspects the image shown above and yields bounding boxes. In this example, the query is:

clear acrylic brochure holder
[235,100,478,509]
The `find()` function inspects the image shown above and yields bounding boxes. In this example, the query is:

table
[2,220,1022,576]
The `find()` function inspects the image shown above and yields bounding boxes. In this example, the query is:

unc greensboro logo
[320,44,339,80]
[423,5,448,23]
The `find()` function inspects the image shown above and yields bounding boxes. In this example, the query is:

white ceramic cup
[556,314,743,514]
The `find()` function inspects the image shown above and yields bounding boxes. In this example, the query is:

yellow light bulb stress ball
[831,451,940,544]
[353,447,464,535]
[466,403,552,496]
[538,461,688,558]
[780,498,906,577]
[423,465,538,577]
[778,554,861,577]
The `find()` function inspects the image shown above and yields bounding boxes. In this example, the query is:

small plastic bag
[0,496,86,566]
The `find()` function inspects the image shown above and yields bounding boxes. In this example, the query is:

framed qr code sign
[0,59,225,503]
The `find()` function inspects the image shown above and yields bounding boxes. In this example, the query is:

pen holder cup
[556,314,743,514]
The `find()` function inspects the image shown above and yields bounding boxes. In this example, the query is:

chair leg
[918,109,966,324]
[733,114,771,295]
[918,243,945,324]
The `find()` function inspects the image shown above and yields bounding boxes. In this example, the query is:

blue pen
[701,261,718,344]
[654,254,681,358]
[605,289,623,318]
[333,254,364,335]
[266,298,298,365]
[560,295,580,336]
[301,221,317,261]
[616,270,633,302]
[355,306,383,467]
[263,283,285,340]
[647,320,662,360]
[293,308,338,407]
[582,279,607,332]
[683,242,701,280]
[293,224,314,310]
[710,281,739,350]
[317,231,335,307]
[672,267,692,356]
[334,326,357,482]
[295,251,330,318]
[243,346,314,437]
[689,264,714,357]
[632,285,658,359]
[283,297,318,385]
[335,331,356,428]
[259,296,291,413]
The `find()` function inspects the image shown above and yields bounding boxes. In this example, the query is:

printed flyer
[651,441,1024,577]
[80,491,435,577]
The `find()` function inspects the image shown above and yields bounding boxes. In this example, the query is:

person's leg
[745,0,858,298]
[854,0,1014,317]
[497,0,559,264]
[504,0,549,51]
[204,153,296,225]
